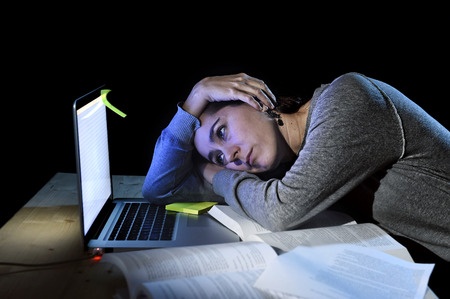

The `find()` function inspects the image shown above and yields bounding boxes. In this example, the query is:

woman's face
[194,103,287,173]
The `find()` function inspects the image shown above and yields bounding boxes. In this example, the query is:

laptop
[72,85,239,252]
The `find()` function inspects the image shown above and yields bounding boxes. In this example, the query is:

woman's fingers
[231,73,277,111]
[186,73,277,114]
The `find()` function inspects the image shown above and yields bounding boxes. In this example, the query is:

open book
[100,221,436,299]
[207,204,357,244]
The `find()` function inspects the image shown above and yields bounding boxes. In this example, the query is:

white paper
[101,241,277,299]
[208,205,271,240]
[208,205,355,241]
[247,223,412,260]
[137,270,277,299]
[254,244,434,299]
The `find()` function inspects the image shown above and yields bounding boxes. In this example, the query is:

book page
[101,241,277,299]
[137,269,277,299]
[208,205,356,241]
[247,223,411,260]
[208,205,270,240]
[254,244,434,299]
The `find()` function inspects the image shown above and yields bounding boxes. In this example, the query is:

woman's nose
[224,145,242,165]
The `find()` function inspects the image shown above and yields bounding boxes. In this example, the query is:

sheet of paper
[138,270,275,299]
[254,244,434,299]
[247,223,411,260]
[101,241,277,299]
[208,205,270,239]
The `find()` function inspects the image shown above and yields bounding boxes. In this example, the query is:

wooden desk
[0,172,143,299]
[0,173,439,299]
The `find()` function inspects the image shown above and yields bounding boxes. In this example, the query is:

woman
[143,72,449,294]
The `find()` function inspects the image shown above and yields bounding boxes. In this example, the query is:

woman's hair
[267,95,306,126]
[275,95,306,113]
[203,95,306,117]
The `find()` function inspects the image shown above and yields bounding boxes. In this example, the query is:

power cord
[0,254,97,267]
[0,248,104,276]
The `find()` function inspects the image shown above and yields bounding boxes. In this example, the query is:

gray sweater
[143,72,450,261]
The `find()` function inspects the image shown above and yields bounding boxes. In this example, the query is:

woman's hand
[182,73,277,118]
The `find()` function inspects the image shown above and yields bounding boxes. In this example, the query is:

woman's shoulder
[312,71,396,119]
[314,72,368,101]
[321,72,385,101]
[330,72,370,87]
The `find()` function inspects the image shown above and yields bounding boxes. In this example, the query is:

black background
[2,7,449,227]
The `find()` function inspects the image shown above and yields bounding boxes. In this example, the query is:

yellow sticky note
[165,202,218,215]
[101,89,127,118]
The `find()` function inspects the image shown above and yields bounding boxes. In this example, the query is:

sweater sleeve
[213,72,405,231]
[142,104,224,204]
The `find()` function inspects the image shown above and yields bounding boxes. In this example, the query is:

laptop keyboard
[109,203,176,241]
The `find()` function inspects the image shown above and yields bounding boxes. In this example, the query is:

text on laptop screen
[76,95,112,235]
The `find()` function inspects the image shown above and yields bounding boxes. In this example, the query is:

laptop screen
[73,86,112,236]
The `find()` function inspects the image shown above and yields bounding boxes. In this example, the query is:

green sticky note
[165,202,218,215]
[101,89,127,118]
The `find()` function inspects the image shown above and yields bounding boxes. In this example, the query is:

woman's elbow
[259,211,306,232]
[267,222,291,232]
[258,216,291,232]
[142,183,171,204]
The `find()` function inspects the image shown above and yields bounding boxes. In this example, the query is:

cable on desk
[0,253,103,277]
[0,254,97,267]
[0,247,104,268]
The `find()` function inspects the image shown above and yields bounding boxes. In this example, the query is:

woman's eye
[216,153,225,166]
[217,126,225,140]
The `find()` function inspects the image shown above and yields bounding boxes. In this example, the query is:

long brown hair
[275,95,306,113]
